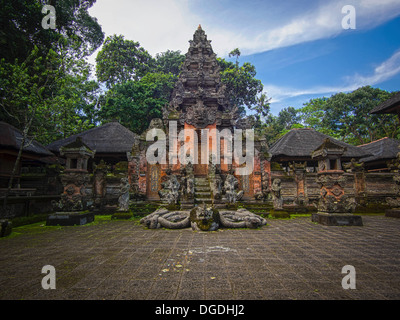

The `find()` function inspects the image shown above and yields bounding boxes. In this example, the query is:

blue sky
[88,0,400,115]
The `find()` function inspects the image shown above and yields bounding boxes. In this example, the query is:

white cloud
[223,0,400,56]
[86,0,400,62]
[87,0,201,66]
[350,49,400,87]
[264,48,400,108]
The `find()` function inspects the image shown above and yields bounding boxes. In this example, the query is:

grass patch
[1,214,144,240]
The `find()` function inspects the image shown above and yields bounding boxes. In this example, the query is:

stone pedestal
[312,212,363,226]
[0,219,12,237]
[311,138,363,226]
[46,211,94,226]
[270,209,290,219]
[111,211,133,219]
[385,208,400,218]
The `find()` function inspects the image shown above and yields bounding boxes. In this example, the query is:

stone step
[195,182,209,187]
[180,204,195,210]
[195,198,213,204]
[196,192,212,199]
[194,179,210,186]
[195,185,209,190]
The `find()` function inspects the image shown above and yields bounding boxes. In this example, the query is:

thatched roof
[358,137,400,163]
[0,121,53,157]
[269,128,369,160]
[370,92,400,114]
[47,121,138,155]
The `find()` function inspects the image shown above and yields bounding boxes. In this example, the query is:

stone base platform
[46,211,95,226]
[0,219,12,237]
[312,212,363,226]
[269,209,290,219]
[385,208,400,218]
[111,211,132,219]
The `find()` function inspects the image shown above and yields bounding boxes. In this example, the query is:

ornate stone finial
[198,24,202,30]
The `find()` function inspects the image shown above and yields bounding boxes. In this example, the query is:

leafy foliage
[99,72,176,134]
[95,34,154,88]
[0,0,104,62]
[298,86,400,144]
[154,50,185,76]
[217,49,264,116]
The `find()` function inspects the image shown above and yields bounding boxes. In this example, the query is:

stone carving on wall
[316,174,357,213]
[183,99,218,129]
[208,155,222,200]
[223,174,243,204]
[158,174,180,205]
[52,172,91,212]
[386,157,400,207]
[343,158,364,173]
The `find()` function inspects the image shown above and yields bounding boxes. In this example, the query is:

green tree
[217,48,264,116]
[298,86,400,144]
[154,50,185,76]
[99,72,176,134]
[38,52,101,144]
[0,0,104,62]
[259,107,303,145]
[276,107,300,131]
[95,34,154,88]
[0,47,62,213]
[248,93,271,132]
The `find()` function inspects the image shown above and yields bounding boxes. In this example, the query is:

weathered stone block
[0,219,12,237]
[312,212,363,226]
[269,209,290,219]
[46,211,94,226]
[385,209,400,218]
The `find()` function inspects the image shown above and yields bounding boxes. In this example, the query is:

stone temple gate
[129,26,270,230]
[129,25,270,211]
[45,26,367,229]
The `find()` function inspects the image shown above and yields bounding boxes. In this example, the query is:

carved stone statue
[158,174,180,205]
[271,178,283,210]
[140,208,190,229]
[190,203,220,231]
[185,161,195,199]
[118,177,130,212]
[219,209,267,229]
[141,206,267,230]
[208,154,222,200]
[223,174,243,205]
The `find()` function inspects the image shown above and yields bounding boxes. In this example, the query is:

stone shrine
[136,26,269,230]
[47,137,95,226]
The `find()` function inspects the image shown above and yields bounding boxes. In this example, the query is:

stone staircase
[194,177,213,205]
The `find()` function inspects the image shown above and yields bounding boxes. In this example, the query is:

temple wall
[267,168,398,213]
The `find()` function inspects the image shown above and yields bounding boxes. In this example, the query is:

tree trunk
[2,124,30,218]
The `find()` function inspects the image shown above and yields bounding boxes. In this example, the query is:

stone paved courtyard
[0,214,400,300]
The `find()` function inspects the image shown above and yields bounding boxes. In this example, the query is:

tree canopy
[298,86,399,145]
[95,34,154,88]
[1,1,398,150]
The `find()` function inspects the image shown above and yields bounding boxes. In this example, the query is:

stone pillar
[290,161,308,207]
[47,137,95,226]
[311,138,362,226]
[385,150,400,218]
